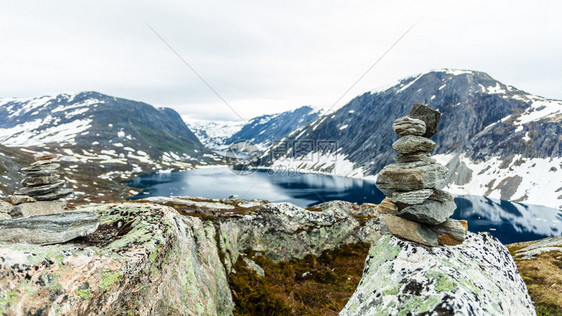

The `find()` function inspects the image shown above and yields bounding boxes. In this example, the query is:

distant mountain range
[185,120,245,150]
[186,106,319,150]
[0,91,204,157]
[0,91,220,203]
[263,69,562,209]
[1,70,560,209]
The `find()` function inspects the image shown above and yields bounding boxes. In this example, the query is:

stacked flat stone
[0,153,97,245]
[375,103,468,247]
[15,153,73,202]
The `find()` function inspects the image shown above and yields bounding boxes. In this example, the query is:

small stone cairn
[375,103,467,246]
[0,153,99,245]
[17,153,73,200]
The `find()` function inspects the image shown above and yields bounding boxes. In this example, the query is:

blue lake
[127,167,562,244]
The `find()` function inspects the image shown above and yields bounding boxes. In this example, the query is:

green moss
[148,245,161,264]
[398,295,441,315]
[98,269,124,290]
[536,303,562,316]
[50,283,63,291]
[99,213,126,225]
[75,288,92,300]
[367,236,401,272]
[0,289,19,313]
[383,285,401,296]
[425,270,457,292]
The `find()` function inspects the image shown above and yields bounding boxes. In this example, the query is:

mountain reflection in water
[127,167,562,244]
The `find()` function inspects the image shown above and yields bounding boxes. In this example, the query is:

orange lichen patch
[229,243,370,316]
[459,220,468,230]
[375,197,399,215]
[437,235,463,246]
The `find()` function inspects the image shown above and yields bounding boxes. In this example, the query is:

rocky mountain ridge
[265,69,562,208]
[184,119,245,150]
[186,106,319,151]
[0,91,203,156]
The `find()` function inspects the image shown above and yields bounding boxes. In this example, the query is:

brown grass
[229,243,370,316]
[507,243,562,316]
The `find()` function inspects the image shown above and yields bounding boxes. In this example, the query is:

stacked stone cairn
[18,153,73,197]
[0,153,99,245]
[375,103,468,246]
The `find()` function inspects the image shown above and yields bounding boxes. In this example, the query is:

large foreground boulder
[340,233,536,316]
[0,203,233,315]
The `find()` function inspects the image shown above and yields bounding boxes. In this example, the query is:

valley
[0,69,560,315]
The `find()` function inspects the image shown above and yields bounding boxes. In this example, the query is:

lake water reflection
[127,167,562,244]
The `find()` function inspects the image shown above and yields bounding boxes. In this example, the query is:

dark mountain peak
[266,68,560,170]
[226,106,320,149]
[0,91,204,157]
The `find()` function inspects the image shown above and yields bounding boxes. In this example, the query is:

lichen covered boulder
[0,203,233,315]
[340,233,535,316]
[215,201,380,272]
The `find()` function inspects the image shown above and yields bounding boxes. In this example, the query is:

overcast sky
[1,1,561,121]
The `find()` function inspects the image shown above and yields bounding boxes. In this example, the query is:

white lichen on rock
[340,233,536,316]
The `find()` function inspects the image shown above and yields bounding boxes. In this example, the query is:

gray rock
[30,159,55,167]
[243,257,265,277]
[33,188,74,201]
[215,201,381,271]
[408,103,441,138]
[9,201,66,218]
[374,197,399,215]
[383,214,438,246]
[389,189,433,205]
[0,201,13,219]
[0,200,13,212]
[512,236,562,259]
[392,116,426,136]
[430,218,467,246]
[21,169,59,177]
[340,233,535,316]
[382,215,467,247]
[14,180,65,197]
[445,154,473,186]
[8,194,37,205]
[0,211,99,245]
[34,153,57,161]
[429,188,454,202]
[376,163,448,195]
[379,218,392,235]
[21,175,60,187]
[392,135,436,154]
[399,199,456,225]
[394,152,436,164]
[7,195,36,205]
[21,163,60,172]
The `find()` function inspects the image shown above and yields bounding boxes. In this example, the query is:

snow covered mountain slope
[0,92,222,204]
[0,91,204,157]
[226,106,320,150]
[264,69,562,209]
[185,106,320,151]
[185,119,244,150]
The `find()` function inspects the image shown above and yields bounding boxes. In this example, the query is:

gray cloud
[1,1,561,121]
